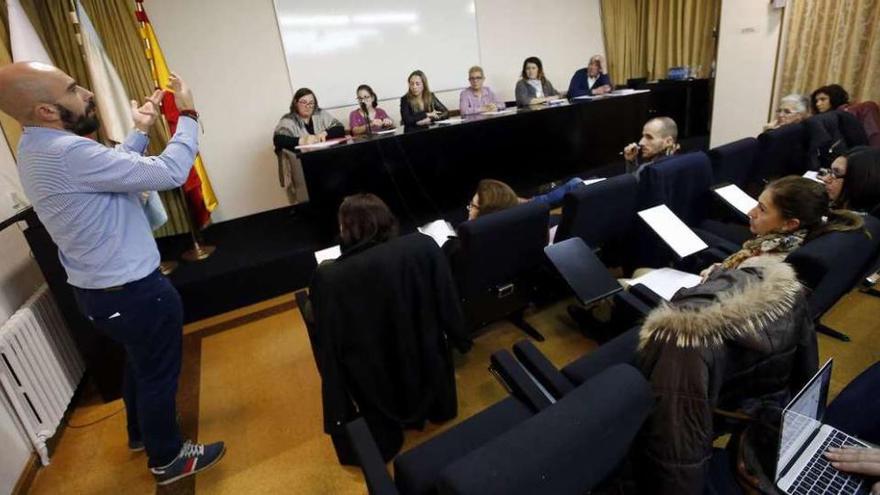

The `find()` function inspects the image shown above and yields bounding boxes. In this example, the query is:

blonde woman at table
[400,70,449,128]
[514,56,560,107]
[459,66,506,116]
[349,84,394,136]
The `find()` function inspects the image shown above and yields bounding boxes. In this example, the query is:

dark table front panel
[300,93,650,224]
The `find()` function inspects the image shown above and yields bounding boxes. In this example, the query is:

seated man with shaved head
[622,116,681,180]
[0,62,224,485]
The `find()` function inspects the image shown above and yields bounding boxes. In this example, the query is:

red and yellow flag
[134,0,217,229]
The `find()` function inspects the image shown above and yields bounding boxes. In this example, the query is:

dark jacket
[399,94,449,128]
[309,233,472,460]
[567,69,612,98]
[635,258,818,494]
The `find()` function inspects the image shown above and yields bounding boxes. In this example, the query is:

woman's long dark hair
[289,87,318,114]
[338,193,399,251]
[767,176,864,242]
[835,147,880,212]
[520,56,545,82]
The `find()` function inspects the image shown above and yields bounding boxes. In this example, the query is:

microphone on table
[360,101,373,136]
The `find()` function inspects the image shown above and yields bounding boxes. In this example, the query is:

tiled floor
[25,289,880,494]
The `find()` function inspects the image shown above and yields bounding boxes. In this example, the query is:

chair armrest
[345,418,400,495]
[613,290,653,318]
[512,340,574,400]
[489,350,553,412]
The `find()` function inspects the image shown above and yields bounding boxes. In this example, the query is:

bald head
[0,62,71,123]
[646,117,678,141]
[638,116,679,161]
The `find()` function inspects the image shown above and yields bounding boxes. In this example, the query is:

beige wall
[0,130,41,494]
[710,0,783,148]
[147,0,605,222]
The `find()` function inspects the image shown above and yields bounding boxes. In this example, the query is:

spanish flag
[134,0,217,229]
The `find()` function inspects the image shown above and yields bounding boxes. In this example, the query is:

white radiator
[0,284,85,465]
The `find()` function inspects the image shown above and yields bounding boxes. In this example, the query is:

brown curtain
[0,11,21,157]
[779,0,880,104]
[600,0,720,84]
[0,0,190,236]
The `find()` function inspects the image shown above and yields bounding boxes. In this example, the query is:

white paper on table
[295,137,349,151]
[548,224,559,245]
[803,171,823,183]
[582,177,606,186]
[545,98,568,106]
[572,95,596,100]
[713,184,758,216]
[372,128,397,135]
[418,219,456,247]
[629,268,702,301]
[435,117,463,125]
[484,108,516,115]
[637,204,708,258]
[314,245,342,264]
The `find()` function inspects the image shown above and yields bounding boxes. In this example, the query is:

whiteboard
[274,0,480,109]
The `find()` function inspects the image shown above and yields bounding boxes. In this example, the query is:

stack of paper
[295,136,350,151]
[314,245,341,264]
[713,184,758,216]
[435,117,463,125]
[629,268,702,301]
[484,108,517,116]
[418,219,456,247]
[637,205,708,258]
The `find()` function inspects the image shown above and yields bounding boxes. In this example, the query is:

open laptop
[776,359,871,495]
[544,237,622,306]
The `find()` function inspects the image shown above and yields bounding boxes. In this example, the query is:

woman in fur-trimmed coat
[634,257,818,494]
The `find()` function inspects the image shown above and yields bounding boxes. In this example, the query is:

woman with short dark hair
[337,193,399,253]
[811,84,850,113]
[349,84,394,136]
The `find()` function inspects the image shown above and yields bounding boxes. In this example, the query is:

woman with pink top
[459,66,506,116]
[349,84,394,136]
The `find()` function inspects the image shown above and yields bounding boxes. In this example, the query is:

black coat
[310,233,472,459]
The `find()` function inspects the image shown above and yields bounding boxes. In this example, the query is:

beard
[55,101,99,136]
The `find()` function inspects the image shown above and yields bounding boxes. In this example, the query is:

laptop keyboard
[790,429,865,495]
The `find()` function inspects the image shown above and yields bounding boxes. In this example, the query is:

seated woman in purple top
[459,66,506,116]
[349,84,394,136]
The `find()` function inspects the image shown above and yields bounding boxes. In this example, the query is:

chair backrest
[805,110,870,170]
[707,137,759,188]
[784,215,880,319]
[755,122,808,185]
[638,151,714,226]
[555,174,638,249]
[453,202,550,329]
[845,101,880,148]
[436,364,653,495]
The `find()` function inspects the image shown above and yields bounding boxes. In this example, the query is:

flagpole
[134,0,215,263]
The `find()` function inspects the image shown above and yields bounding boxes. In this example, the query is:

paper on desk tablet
[418,220,456,247]
[314,245,341,264]
[637,205,708,258]
[714,184,758,216]
[295,136,349,151]
[435,117,463,125]
[582,177,606,186]
[484,108,516,115]
[802,171,823,183]
[629,268,702,301]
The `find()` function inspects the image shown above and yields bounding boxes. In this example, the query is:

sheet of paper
[582,177,606,186]
[637,204,708,258]
[572,95,596,100]
[484,108,516,116]
[802,171,823,183]
[418,219,456,247]
[714,184,758,216]
[629,268,702,301]
[372,128,397,135]
[548,225,559,245]
[314,245,341,264]
[435,117,463,125]
[295,136,350,151]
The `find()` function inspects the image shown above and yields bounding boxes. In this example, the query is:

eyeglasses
[466,202,479,211]
[468,76,484,81]
[297,100,316,107]
[817,168,846,179]
[356,96,373,102]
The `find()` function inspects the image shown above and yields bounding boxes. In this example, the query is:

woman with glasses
[273,87,345,202]
[273,87,345,148]
[349,84,394,136]
[459,66,505,116]
[400,70,449,128]
[764,93,810,131]
[821,146,880,214]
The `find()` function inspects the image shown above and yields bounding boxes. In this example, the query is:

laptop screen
[775,359,833,481]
